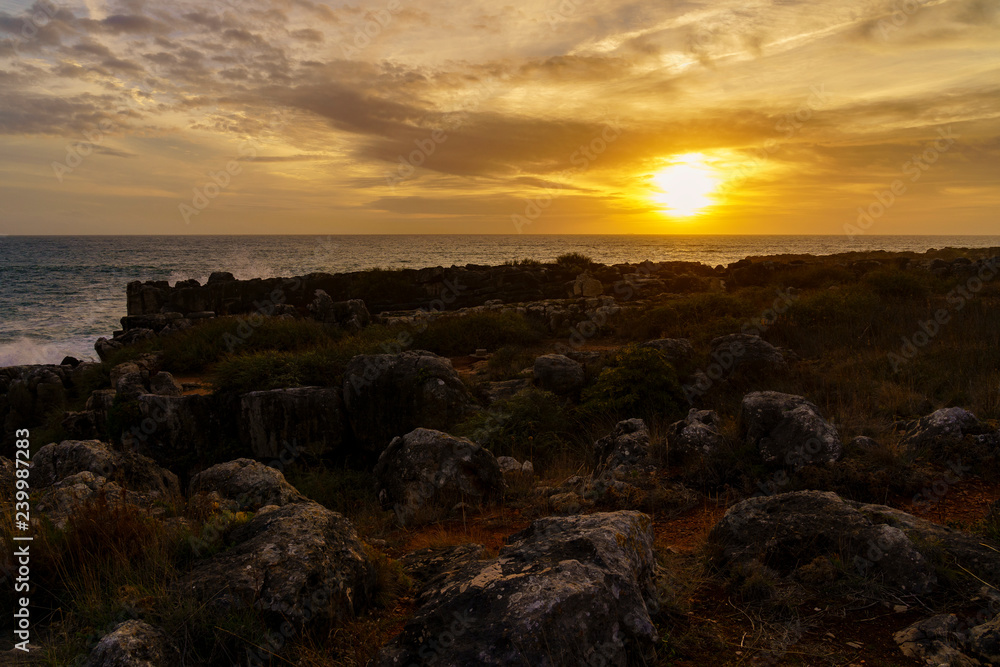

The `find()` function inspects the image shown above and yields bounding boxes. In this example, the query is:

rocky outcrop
[709,490,1000,599]
[174,501,374,631]
[532,354,585,395]
[594,418,653,471]
[377,511,659,667]
[667,408,725,457]
[84,620,180,667]
[899,407,991,456]
[374,428,504,526]
[123,394,235,468]
[894,614,988,667]
[0,365,70,444]
[739,391,841,466]
[33,472,128,529]
[709,334,788,372]
[399,543,486,592]
[572,273,604,297]
[343,351,475,452]
[31,440,180,497]
[308,291,371,331]
[239,386,345,460]
[149,372,183,397]
[496,455,534,483]
[188,459,307,510]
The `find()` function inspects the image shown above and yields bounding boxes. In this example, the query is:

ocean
[2,235,999,366]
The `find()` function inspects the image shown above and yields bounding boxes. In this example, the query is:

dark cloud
[100,14,164,34]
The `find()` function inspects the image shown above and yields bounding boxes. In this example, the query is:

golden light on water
[650,153,722,217]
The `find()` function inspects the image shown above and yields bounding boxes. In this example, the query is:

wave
[0,337,98,367]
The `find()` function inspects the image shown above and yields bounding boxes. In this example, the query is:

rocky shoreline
[3,246,1000,665]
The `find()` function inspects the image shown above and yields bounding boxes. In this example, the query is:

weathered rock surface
[174,501,374,631]
[309,290,371,331]
[495,455,534,482]
[899,407,991,456]
[710,334,788,372]
[667,408,725,457]
[894,614,983,667]
[31,440,180,497]
[188,459,307,510]
[34,471,127,528]
[239,386,344,459]
[573,273,604,297]
[377,511,659,667]
[594,418,652,471]
[124,394,234,467]
[149,372,183,397]
[374,428,504,526]
[83,620,180,667]
[710,490,1000,599]
[739,391,841,466]
[399,544,486,592]
[343,351,475,451]
[532,354,585,395]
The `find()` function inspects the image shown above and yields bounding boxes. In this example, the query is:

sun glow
[650,153,722,217]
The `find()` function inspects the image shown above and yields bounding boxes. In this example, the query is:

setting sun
[651,153,721,217]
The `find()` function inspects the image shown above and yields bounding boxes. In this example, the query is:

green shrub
[556,252,594,267]
[863,269,929,300]
[455,387,576,468]
[411,312,544,356]
[486,345,535,380]
[211,325,400,394]
[580,345,687,424]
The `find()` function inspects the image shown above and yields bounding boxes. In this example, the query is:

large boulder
[34,472,128,529]
[594,418,652,471]
[899,407,991,456]
[739,391,841,467]
[374,428,505,526]
[124,394,233,468]
[309,291,371,331]
[377,511,659,667]
[894,614,983,667]
[709,334,787,373]
[572,273,604,297]
[239,386,345,460]
[174,501,374,631]
[667,408,725,457]
[31,440,180,497]
[188,459,307,510]
[84,620,180,667]
[532,354,585,395]
[342,351,475,451]
[149,372,183,397]
[709,490,1000,599]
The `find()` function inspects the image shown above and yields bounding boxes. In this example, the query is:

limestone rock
[374,428,505,526]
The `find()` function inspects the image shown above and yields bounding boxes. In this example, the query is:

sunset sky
[0,0,997,235]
